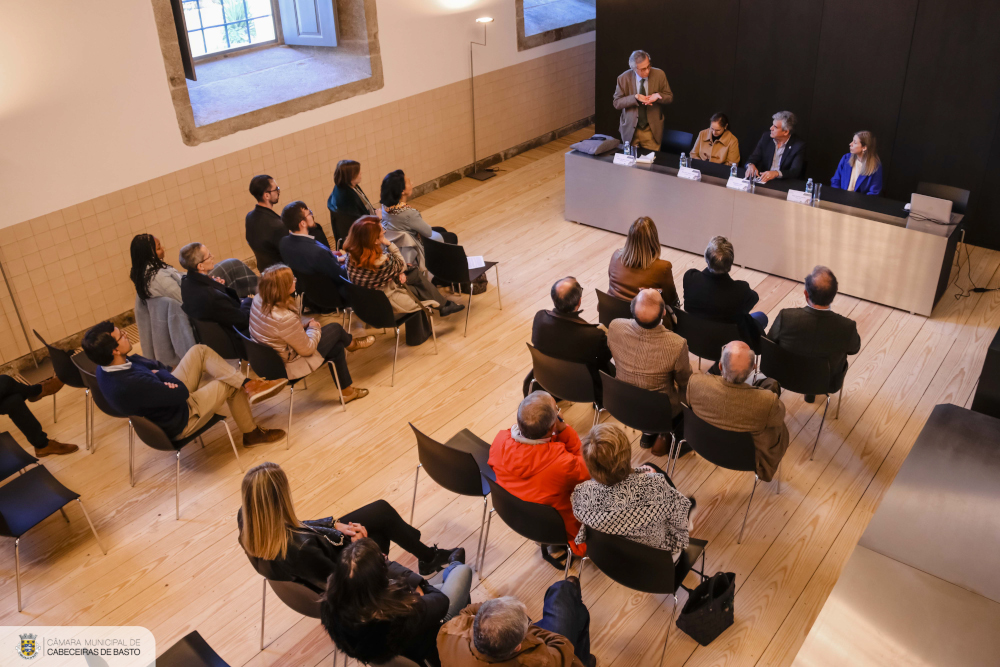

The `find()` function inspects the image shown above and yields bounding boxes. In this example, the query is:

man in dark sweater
[81,322,286,446]
[179,242,253,351]
[246,175,329,271]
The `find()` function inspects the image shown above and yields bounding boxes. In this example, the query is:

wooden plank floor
[3,127,999,667]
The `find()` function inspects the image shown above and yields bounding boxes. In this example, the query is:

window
[515,0,595,51]
[183,0,277,58]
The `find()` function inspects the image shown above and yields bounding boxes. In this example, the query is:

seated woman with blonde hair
[607,216,679,306]
[250,264,373,403]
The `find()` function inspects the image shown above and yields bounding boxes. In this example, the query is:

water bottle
[623,141,631,158]
[730,163,738,178]
[805,178,814,196]
[680,152,687,169]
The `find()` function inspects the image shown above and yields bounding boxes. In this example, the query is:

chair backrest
[295,271,347,313]
[673,309,740,362]
[410,424,487,497]
[662,129,696,156]
[156,630,232,667]
[0,431,38,482]
[372,656,422,667]
[33,329,85,389]
[484,476,567,546]
[191,319,244,361]
[599,371,675,433]
[423,236,471,284]
[329,209,356,249]
[758,337,835,395]
[72,354,129,419]
[680,405,756,472]
[595,289,632,329]
[342,282,397,329]
[584,526,677,594]
[129,415,182,453]
[268,578,323,618]
[235,330,290,382]
[526,343,596,405]
[917,182,970,215]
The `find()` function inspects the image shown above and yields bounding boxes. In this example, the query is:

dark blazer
[683,268,762,347]
[328,183,375,220]
[246,205,331,271]
[526,309,615,402]
[181,272,251,331]
[237,511,347,592]
[830,153,883,195]
[767,307,861,388]
[746,132,806,180]
[97,355,189,438]
[279,233,348,283]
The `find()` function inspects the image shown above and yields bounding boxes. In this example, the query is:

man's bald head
[551,277,583,314]
[720,341,755,384]
[805,265,838,307]
[631,288,665,329]
[517,391,559,439]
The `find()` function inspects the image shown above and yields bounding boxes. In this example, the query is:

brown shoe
[342,387,369,404]
[242,427,286,448]
[34,439,79,457]
[29,376,64,402]
[346,335,376,352]
[244,379,287,405]
[651,434,671,457]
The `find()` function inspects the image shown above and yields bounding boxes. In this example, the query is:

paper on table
[635,152,656,164]
[467,256,485,270]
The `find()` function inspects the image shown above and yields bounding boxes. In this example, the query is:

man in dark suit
[279,201,350,311]
[245,175,330,271]
[179,242,253,350]
[612,50,673,151]
[524,277,615,405]
[683,235,768,350]
[768,266,861,401]
[745,111,806,182]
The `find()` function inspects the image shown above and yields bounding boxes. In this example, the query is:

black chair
[158,631,232,667]
[423,236,501,337]
[33,329,84,426]
[409,423,492,572]
[190,319,246,370]
[595,289,632,328]
[343,282,437,386]
[917,182,970,216]
[661,129,695,156]
[236,330,345,450]
[129,414,242,520]
[759,337,842,459]
[580,527,707,667]
[599,371,678,454]
[526,343,601,424]
[329,209,356,250]
[73,353,131,459]
[295,270,350,320]
[0,431,106,611]
[258,576,323,650]
[483,474,574,578]
[673,309,741,369]
[681,405,778,543]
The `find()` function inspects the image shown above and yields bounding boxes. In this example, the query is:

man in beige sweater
[687,341,789,481]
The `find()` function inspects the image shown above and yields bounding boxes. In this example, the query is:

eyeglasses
[266,187,280,194]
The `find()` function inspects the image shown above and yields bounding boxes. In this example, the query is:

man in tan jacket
[613,50,673,150]
[687,341,789,481]
[437,579,595,667]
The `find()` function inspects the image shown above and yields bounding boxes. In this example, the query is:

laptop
[906,193,955,236]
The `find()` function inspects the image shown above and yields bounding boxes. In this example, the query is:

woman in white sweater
[130,234,184,302]
[249,264,373,403]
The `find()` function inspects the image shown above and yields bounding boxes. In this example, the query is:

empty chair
[673,309,741,368]
[73,353,131,457]
[0,431,106,611]
[128,414,242,520]
[599,370,678,451]
[917,182,970,215]
[759,336,841,459]
[681,405,777,543]
[483,474,575,578]
[661,129,696,156]
[294,271,350,319]
[259,577,323,650]
[33,329,84,425]
[423,236,501,336]
[579,526,706,667]
[526,343,601,424]
[190,319,246,368]
[595,289,632,328]
[157,631,232,667]
[343,282,437,386]
[409,423,492,572]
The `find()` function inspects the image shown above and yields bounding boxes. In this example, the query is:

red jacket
[488,425,590,556]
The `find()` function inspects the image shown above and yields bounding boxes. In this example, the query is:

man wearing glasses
[613,49,674,151]
[246,175,331,272]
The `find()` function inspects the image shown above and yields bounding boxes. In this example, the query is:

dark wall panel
[808,0,919,186]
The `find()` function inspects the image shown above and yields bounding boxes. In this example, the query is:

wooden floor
[4,127,1000,667]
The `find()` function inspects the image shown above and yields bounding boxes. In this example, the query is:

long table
[564,149,962,315]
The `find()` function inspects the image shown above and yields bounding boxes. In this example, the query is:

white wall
[0,0,593,228]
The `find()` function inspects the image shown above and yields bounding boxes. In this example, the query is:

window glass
[185,0,276,57]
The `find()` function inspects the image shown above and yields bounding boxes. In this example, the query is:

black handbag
[675,571,735,646]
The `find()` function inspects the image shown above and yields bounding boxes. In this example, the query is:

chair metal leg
[428,313,439,355]
[175,451,181,520]
[811,396,831,460]
[464,288,473,337]
[495,264,502,309]
[286,385,295,451]
[475,496,488,572]
[199,436,205,449]
[564,546,573,579]
[410,464,421,524]
[128,421,135,487]
[776,462,781,494]
[302,377,308,390]
[15,539,21,612]
[260,578,267,651]
[222,421,243,472]
[84,389,90,451]
[579,556,589,586]
[327,361,346,412]
[738,477,759,544]
[346,310,353,332]
[77,499,107,555]
[89,393,96,454]
[479,507,495,574]
[592,404,600,426]
[669,436,682,478]
[659,595,678,667]
[59,507,70,523]
[392,327,401,387]
[836,388,842,419]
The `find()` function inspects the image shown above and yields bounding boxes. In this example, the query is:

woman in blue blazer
[830,131,883,195]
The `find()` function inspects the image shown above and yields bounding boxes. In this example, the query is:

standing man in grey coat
[613,50,674,151]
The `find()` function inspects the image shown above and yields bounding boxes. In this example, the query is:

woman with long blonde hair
[607,216,679,305]
[238,462,466,591]
[249,264,373,404]
[830,130,883,195]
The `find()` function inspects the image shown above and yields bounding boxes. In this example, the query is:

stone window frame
[514,0,595,52]
[150,0,384,146]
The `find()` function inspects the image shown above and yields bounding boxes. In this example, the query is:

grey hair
[179,242,206,271]
[473,597,531,660]
[720,343,755,385]
[629,50,650,69]
[705,236,734,274]
[772,111,797,135]
[517,391,558,440]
